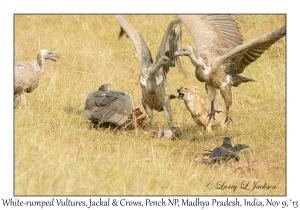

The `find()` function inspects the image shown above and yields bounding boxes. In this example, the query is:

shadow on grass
[177,123,244,143]
[63,103,83,116]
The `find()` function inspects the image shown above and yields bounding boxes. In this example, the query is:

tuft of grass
[14,14,286,195]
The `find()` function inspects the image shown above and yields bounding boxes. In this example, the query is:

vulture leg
[14,92,26,109]
[206,100,222,126]
[14,95,21,109]
[205,84,222,126]
[225,107,233,124]
[220,84,233,126]
[14,94,37,116]
[142,97,154,127]
[162,94,174,127]
[20,93,26,106]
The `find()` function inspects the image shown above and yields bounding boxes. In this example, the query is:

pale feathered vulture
[115,15,186,127]
[14,49,59,108]
[174,15,286,126]
[84,83,132,127]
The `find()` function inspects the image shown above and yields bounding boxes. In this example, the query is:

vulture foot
[225,115,233,124]
[206,109,222,126]
[224,107,233,126]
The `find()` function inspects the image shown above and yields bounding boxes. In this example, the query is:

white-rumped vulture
[84,83,132,127]
[174,15,286,126]
[115,15,186,127]
[14,49,59,108]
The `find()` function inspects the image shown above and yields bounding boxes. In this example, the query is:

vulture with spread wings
[174,15,286,126]
[115,15,186,127]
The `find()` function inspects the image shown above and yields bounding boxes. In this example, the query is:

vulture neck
[188,50,211,82]
[37,56,46,73]
[188,51,206,69]
[149,60,164,77]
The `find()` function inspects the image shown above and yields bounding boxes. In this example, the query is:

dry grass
[14,14,286,195]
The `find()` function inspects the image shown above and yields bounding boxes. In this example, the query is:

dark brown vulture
[174,15,286,126]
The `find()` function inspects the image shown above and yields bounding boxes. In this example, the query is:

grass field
[14,14,286,195]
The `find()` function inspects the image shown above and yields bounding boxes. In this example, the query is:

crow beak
[241,144,250,149]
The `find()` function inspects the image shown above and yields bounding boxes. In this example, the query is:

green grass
[14,14,286,195]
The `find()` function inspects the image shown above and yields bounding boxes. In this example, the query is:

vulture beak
[169,60,175,67]
[49,53,59,62]
[174,51,180,57]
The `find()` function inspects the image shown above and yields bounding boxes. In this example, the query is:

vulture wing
[156,18,186,77]
[217,25,286,75]
[14,61,40,95]
[84,90,132,126]
[177,15,243,58]
[115,15,153,76]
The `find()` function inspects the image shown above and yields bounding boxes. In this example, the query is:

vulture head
[38,49,59,62]
[98,83,114,92]
[158,55,175,67]
[174,46,194,57]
